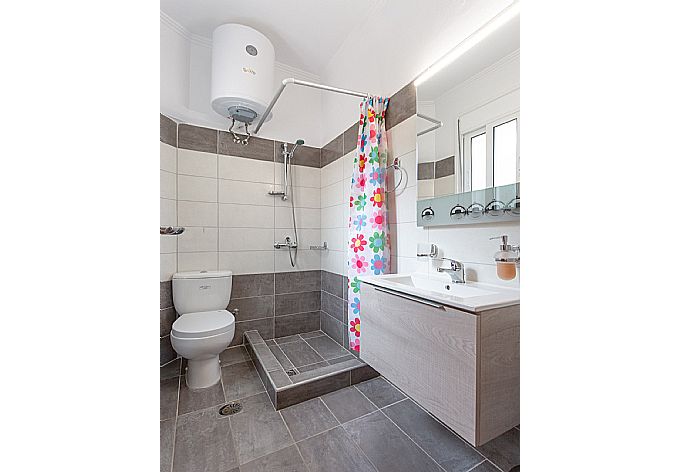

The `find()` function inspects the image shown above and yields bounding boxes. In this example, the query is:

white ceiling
[417,13,520,101]
[160,0,380,75]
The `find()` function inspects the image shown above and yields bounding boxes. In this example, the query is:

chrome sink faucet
[437,258,465,284]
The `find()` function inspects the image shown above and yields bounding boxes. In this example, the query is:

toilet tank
[172,271,232,315]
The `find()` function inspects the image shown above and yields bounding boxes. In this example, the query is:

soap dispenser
[489,235,520,280]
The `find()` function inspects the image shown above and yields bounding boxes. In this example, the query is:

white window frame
[459,111,520,192]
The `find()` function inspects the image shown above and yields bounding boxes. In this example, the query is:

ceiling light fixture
[414,1,520,87]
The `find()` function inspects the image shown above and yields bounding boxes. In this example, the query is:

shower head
[284,139,304,158]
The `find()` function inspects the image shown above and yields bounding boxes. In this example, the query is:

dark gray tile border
[300,330,325,339]
[160,358,181,380]
[160,377,179,421]
[275,334,302,344]
[232,273,275,298]
[252,342,284,372]
[435,155,455,179]
[304,335,350,360]
[178,123,218,153]
[386,81,416,129]
[277,371,350,409]
[275,291,320,316]
[228,295,275,322]
[418,161,435,180]
[160,418,175,472]
[269,369,292,389]
[321,270,344,298]
[343,122,359,154]
[219,131,275,161]
[268,343,296,371]
[160,114,177,147]
[327,354,357,365]
[320,311,345,347]
[160,307,176,337]
[275,143,321,168]
[160,280,173,309]
[296,361,330,373]
[350,364,379,384]
[220,345,251,366]
[275,312,320,338]
[275,270,321,294]
[160,335,176,366]
[321,133,344,167]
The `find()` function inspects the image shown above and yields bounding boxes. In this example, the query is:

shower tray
[243,329,378,409]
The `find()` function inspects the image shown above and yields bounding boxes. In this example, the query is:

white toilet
[171,270,235,389]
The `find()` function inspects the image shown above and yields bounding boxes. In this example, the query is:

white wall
[160,140,178,281]
[160,14,324,147]
[318,0,514,143]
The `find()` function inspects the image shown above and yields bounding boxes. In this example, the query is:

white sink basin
[359,273,519,312]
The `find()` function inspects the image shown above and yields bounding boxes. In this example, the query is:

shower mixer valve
[274,236,298,249]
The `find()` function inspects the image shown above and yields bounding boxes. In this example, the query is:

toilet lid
[171,310,235,339]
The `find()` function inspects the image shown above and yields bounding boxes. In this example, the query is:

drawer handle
[374,286,446,310]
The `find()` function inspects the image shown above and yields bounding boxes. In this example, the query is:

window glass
[493,118,518,187]
[470,133,486,191]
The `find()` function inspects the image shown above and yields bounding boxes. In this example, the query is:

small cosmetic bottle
[489,235,520,281]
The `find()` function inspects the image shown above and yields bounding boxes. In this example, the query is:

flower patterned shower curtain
[347,97,390,352]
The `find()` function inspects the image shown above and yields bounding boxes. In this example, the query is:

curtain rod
[253,78,370,134]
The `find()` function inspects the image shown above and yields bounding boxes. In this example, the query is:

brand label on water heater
[242,67,256,75]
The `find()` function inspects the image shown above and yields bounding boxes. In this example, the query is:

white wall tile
[177,148,217,178]
[390,255,427,274]
[321,206,344,229]
[321,157,343,188]
[219,155,274,183]
[342,178,351,204]
[322,249,345,275]
[178,174,217,203]
[178,226,218,253]
[219,228,274,252]
[275,207,320,229]
[390,222,427,257]
[274,186,321,209]
[462,262,520,288]
[160,198,176,225]
[160,253,177,281]
[219,203,274,228]
[160,142,176,172]
[387,115,417,159]
[219,250,275,274]
[160,170,176,199]
[178,252,218,272]
[321,180,342,208]
[178,201,218,227]
[321,227,344,252]
[417,179,434,199]
[342,150,356,180]
[274,249,321,272]
[388,183,417,224]
[160,235,177,254]
[218,179,274,206]
[434,175,455,197]
[276,163,321,188]
[427,222,519,265]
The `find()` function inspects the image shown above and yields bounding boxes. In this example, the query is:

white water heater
[211,24,275,125]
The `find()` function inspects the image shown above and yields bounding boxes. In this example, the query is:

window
[461,113,519,191]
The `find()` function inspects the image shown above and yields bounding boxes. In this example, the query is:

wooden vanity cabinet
[359,282,519,446]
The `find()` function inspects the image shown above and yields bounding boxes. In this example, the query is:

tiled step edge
[243,330,379,409]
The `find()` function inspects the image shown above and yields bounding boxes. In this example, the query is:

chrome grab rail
[373,286,446,310]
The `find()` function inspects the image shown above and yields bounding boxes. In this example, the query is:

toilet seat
[171,310,235,339]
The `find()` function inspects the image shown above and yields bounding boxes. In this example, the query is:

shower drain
[219,402,242,416]
[285,368,298,376]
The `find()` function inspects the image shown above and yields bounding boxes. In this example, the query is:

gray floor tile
[239,445,307,472]
[220,346,251,366]
[173,406,238,472]
[356,376,406,408]
[321,386,377,424]
[160,359,181,380]
[280,398,339,441]
[342,410,444,472]
[279,340,325,367]
[177,377,225,416]
[221,361,265,401]
[269,369,292,388]
[384,399,484,472]
[295,361,330,373]
[327,354,357,365]
[304,335,349,360]
[160,377,179,421]
[268,343,295,371]
[275,334,302,344]
[160,419,175,472]
[296,426,376,472]
[300,330,325,339]
[229,393,294,465]
[277,371,350,409]
[469,461,503,472]
[477,427,520,472]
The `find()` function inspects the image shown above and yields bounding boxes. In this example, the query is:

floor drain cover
[286,368,298,376]
[219,402,242,416]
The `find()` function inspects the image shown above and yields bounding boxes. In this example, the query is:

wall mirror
[416,12,520,226]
